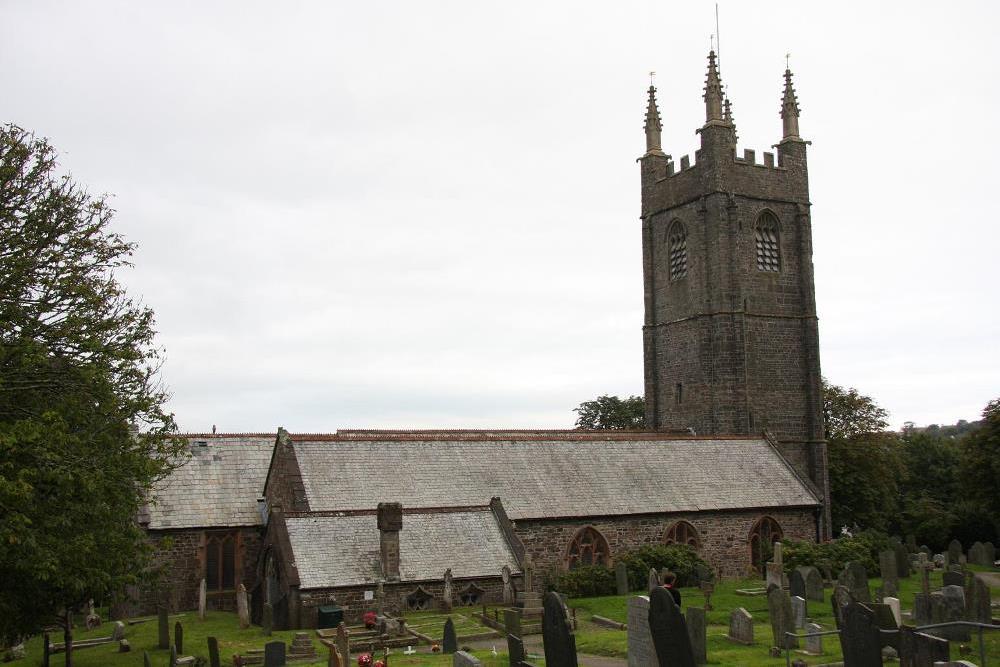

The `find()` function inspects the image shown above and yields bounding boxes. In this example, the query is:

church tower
[640,53,830,537]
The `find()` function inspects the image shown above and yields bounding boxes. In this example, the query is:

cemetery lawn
[568,569,1000,665]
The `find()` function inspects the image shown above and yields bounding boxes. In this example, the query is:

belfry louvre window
[205,533,237,591]
[668,222,688,280]
[565,526,610,570]
[755,213,780,272]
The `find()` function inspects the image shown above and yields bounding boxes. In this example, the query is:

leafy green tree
[573,394,645,430]
[0,125,182,662]
[823,379,904,532]
[960,398,1000,521]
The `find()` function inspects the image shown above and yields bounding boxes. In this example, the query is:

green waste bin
[317,605,344,629]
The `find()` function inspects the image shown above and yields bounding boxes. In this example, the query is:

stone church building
[141,52,831,628]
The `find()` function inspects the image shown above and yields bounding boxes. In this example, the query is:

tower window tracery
[668,222,688,280]
[755,212,781,272]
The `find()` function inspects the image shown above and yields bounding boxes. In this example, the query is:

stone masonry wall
[514,507,815,583]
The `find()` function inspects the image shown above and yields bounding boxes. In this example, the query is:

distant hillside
[901,418,983,438]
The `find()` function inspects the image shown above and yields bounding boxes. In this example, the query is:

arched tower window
[663,521,701,549]
[667,222,688,280]
[755,212,781,272]
[565,526,610,570]
[748,516,784,573]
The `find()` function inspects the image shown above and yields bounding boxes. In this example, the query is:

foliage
[0,125,182,648]
[781,533,876,575]
[618,544,706,590]
[552,565,617,598]
[960,398,1000,520]
[573,394,645,430]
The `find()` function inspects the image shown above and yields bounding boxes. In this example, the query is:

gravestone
[443,568,454,613]
[326,644,343,667]
[262,602,273,636]
[839,602,881,667]
[791,595,807,629]
[505,607,522,638]
[942,571,964,588]
[143,650,152,667]
[766,562,783,590]
[913,593,932,626]
[899,625,949,667]
[615,561,629,596]
[966,574,991,624]
[376,580,384,616]
[453,651,483,667]
[198,578,207,620]
[930,586,969,641]
[919,545,932,557]
[685,607,706,665]
[831,585,852,629]
[884,596,901,626]
[802,566,823,602]
[648,568,660,593]
[237,584,250,629]
[174,621,183,654]
[868,602,900,650]
[336,622,350,666]
[789,568,806,599]
[947,539,963,565]
[112,621,125,641]
[170,645,178,667]
[725,608,753,645]
[805,622,823,655]
[43,632,50,667]
[627,596,657,666]
[207,637,221,667]
[895,542,912,577]
[967,541,986,566]
[839,561,871,602]
[263,640,286,667]
[767,584,797,649]
[502,565,515,605]
[443,617,458,654]
[694,563,713,586]
[880,550,899,596]
[158,605,170,649]
[985,541,996,565]
[699,580,714,611]
[647,587,695,667]
[506,635,525,667]
[542,591,578,667]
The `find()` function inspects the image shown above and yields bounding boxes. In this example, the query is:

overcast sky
[3,1,998,432]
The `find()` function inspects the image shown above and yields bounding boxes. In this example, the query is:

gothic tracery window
[668,222,688,280]
[205,532,237,592]
[565,526,610,570]
[406,586,433,611]
[748,516,783,573]
[755,212,781,272]
[664,521,700,549]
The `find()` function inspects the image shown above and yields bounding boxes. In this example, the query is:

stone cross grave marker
[263,640,286,667]
[648,586,695,667]
[791,595,807,630]
[615,561,629,596]
[207,637,221,667]
[839,602,881,666]
[174,621,183,654]
[502,565,514,605]
[336,622,350,665]
[686,606,707,665]
[158,605,170,649]
[627,596,657,667]
[804,622,822,655]
[237,583,250,629]
[725,607,753,645]
[542,590,578,667]
[443,617,458,654]
[766,584,797,649]
[198,578,207,620]
[916,552,933,598]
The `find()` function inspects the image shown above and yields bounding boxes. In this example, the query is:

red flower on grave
[357,653,373,667]
[374,661,386,667]
[363,611,377,629]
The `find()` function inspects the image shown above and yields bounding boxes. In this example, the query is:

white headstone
[884,596,901,626]
[198,579,207,620]
[805,622,823,655]
[791,595,807,630]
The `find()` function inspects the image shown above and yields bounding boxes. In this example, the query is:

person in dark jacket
[662,571,682,606]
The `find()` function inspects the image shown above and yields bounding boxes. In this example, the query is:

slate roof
[146,435,275,530]
[290,433,819,520]
[284,510,520,589]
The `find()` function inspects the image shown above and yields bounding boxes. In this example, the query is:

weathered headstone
[523,553,534,593]
[336,622,350,666]
[966,574,991,624]
[899,625,949,667]
[627,596,657,666]
[868,602,900,650]
[805,622,823,655]
[325,643,342,667]
[694,563,713,586]
[789,568,806,599]
[170,645,178,667]
[648,568,660,593]
[766,584,797,649]
[839,561,871,602]
[942,570,964,588]
[504,607,522,638]
[506,634,525,667]
[542,591,578,667]
[699,580,714,611]
[801,566,823,602]
[725,608,753,645]
[830,585,852,629]
[237,583,250,629]
[791,595,807,630]
[262,603,273,636]
[947,539,963,565]
[985,541,996,565]
[648,587,695,667]
[880,549,899,596]
[686,607,706,665]
[263,640,286,667]
[198,578,207,620]
[884,596,901,626]
[443,617,458,654]
[443,569,453,612]
[453,650,483,667]
[839,602,881,667]
[111,620,125,641]
[501,565,515,605]
[207,637,221,667]
[930,586,969,641]
[913,592,932,626]
[174,621,183,654]
[158,605,170,649]
[895,542,912,578]
[615,561,629,596]
[766,562,783,590]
